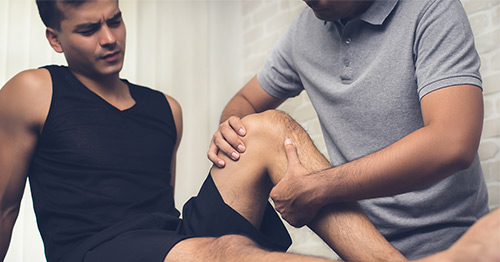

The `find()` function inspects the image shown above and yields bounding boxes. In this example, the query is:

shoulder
[0,68,52,127]
[164,94,182,123]
[3,68,52,91]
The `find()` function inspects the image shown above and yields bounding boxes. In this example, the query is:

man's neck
[70,69,134,110]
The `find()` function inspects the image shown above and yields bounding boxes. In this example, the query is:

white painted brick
[490,51,500,71]
[496,96,500,113]
[487,183,500,209]
[244,53,267,73]
[482,160,500,183]
[479,141,499,161]
[485,99,495,118]
[244,25,264,44]
[463,0,500,14]
[243,16,253,31]
[266,12,295,34]
[474,27,500,54]
[468,11,491,36]
[482,116,500,138]
[482,72,500,95]
[243,0,263,16]
[244,45,255,61]
[493,4,500,26]
[251,32,281,56]
[252,1,279,25]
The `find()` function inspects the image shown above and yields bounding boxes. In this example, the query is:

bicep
[420,84,483,159]
[0,69,50,213]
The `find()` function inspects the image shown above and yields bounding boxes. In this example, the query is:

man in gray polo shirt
[208,0,489,259]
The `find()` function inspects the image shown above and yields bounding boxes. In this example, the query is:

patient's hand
[208,116,246,167]
[270,139,322,228]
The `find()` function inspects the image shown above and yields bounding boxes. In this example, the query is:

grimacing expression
[303,0,372,21]
[50,0,126,78]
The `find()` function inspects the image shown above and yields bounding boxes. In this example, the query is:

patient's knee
[242,110,305,143]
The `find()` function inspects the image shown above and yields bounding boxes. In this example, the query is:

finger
[269,185,280,202]
[214,130,241,161]
[220,124,246,153]
[228,116,247,137]
[284,138,300,168]
[207,142,225,167]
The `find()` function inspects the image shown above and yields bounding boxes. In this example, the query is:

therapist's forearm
[312,124,479,203]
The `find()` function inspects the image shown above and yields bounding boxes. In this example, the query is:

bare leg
[211,110,406,261]
[165,234,330,262]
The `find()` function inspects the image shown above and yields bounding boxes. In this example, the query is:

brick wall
[463,0,500,210]
[241,0,500,258]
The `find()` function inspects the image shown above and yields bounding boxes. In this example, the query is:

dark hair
[35,0,89,31]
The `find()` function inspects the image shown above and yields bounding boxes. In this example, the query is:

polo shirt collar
[358,0,399,25]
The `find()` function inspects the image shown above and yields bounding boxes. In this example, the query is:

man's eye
[108,20,121,28]
[79,28,97,36]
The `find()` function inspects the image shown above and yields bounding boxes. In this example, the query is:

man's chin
[312,11,338,22]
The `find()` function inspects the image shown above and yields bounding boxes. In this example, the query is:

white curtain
[1,0,244,261]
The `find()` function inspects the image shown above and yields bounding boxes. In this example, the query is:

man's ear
[46,28,63,53]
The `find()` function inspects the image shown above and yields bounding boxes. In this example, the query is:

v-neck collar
[64,68,137,113]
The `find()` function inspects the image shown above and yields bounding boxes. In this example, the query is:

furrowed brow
[107,11,122,22]
[73,21,101,32]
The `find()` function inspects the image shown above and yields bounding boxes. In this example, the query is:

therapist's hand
[271,139,322,228]
[208,116,247,167]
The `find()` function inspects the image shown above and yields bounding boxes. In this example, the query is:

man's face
[303,0,372,21]
[54,0,126,77]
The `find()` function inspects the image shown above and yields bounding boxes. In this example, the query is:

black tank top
[28,65,180,262]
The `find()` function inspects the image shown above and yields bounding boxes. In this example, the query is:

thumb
[284,138,300,168]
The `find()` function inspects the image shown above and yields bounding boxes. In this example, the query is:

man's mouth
[101,51,120,62]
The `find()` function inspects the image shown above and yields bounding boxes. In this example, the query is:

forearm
[316,125,478,203]
[220,94,259,123]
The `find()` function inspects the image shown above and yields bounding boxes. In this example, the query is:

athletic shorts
[69,173,291,262]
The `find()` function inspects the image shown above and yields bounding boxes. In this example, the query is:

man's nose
[99,25,116,47]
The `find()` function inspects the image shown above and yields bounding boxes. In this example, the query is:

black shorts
[74,174,291,262]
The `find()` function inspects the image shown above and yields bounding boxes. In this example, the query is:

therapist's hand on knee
[208,116,247,167]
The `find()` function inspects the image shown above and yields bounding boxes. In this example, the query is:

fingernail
[239,128,246,136]
[285,138,293,145]
[237,144,245,152]
[218,160,225,167]
[231,152,239,159]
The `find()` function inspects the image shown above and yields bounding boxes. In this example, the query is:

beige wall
[241,0,500,258]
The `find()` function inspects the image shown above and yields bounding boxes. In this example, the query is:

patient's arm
[0,69,51,260]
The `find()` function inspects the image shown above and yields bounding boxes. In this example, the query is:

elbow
[445,139,479,172]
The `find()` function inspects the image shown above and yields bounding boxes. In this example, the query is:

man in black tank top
[0,1,498,262]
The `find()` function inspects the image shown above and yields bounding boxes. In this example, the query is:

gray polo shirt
[258,0,488,259]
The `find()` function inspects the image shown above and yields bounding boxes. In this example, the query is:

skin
[208,0,484,229]
[414,207,500,262]
[0,1,404,261]
[1,0,493,261]
[303,0,374,21]
[169,110,406,261]
[0,0,183,259]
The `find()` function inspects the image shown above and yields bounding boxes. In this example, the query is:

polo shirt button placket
[340,35,353,83]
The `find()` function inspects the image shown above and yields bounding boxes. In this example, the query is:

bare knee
[242,110,303,141]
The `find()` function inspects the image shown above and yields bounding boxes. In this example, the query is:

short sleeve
[414,0,482,99]
[257,10,306,99]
